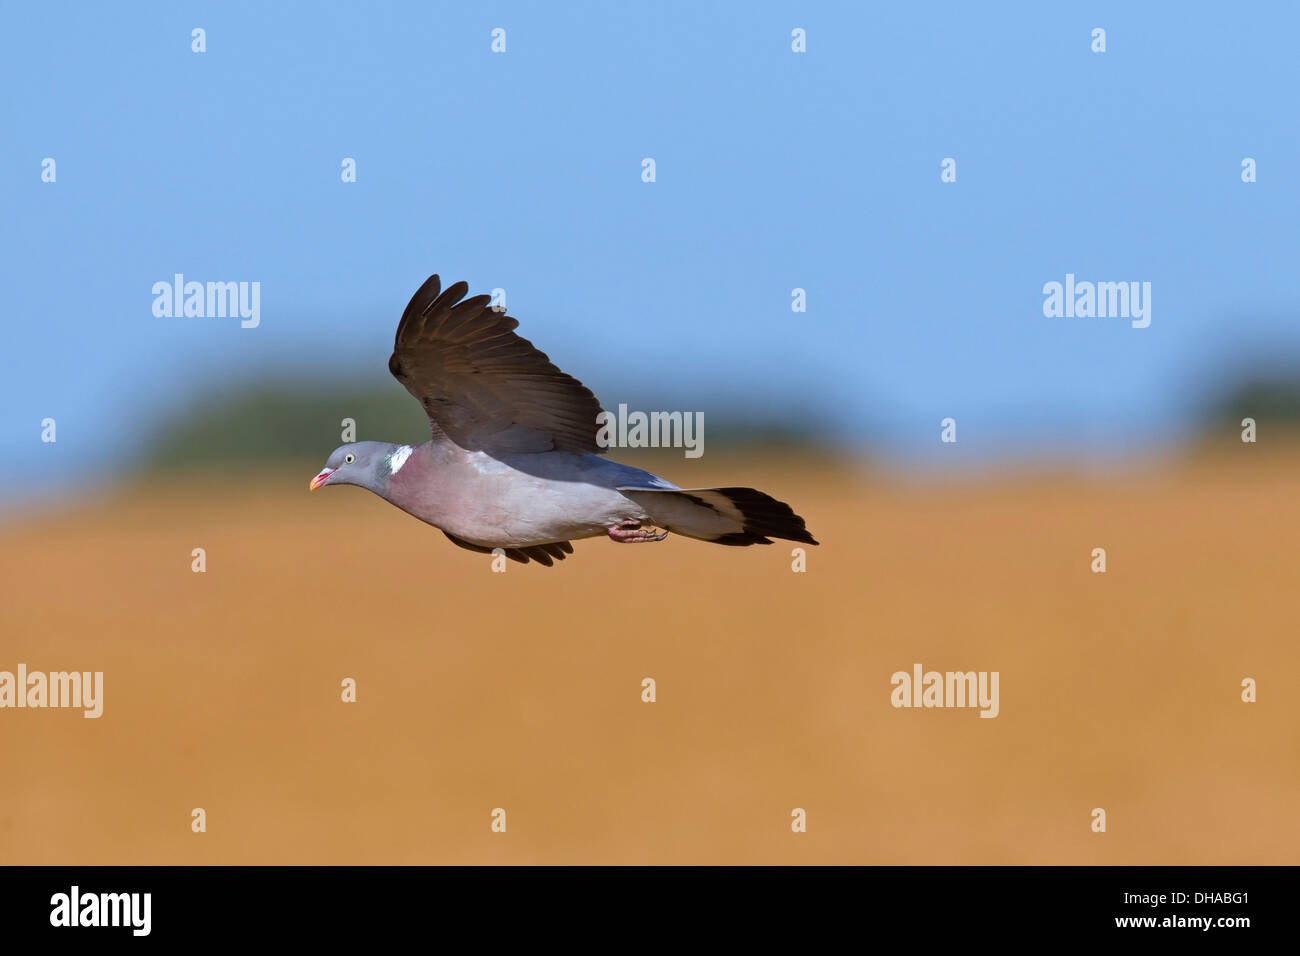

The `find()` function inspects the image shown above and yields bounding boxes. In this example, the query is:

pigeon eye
[345,454,355,464]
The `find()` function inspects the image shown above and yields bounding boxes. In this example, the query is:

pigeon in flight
[310,275,818,565]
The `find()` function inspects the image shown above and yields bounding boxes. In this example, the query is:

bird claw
[608,522,668,543]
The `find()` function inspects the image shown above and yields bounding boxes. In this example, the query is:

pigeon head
[309,441,408,493]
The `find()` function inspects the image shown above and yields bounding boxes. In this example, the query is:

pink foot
[608,521,668,543]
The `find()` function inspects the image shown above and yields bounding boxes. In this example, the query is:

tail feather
[618,486,818,546]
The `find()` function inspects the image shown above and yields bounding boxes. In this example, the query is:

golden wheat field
[1,449,1296,865]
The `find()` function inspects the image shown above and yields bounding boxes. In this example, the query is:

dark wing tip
[394,274,442,349]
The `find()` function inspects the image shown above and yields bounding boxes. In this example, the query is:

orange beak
[309,468,335,491]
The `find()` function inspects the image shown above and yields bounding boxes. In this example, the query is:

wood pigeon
[310,275,818,565]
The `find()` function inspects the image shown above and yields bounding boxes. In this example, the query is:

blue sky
[4,2,1299,502]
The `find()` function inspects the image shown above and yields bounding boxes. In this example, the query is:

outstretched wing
[441,531,575,567]
[388,275,605,455]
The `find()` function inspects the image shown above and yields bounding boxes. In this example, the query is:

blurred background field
[4,2,1300,865]
[1,441,1296,865]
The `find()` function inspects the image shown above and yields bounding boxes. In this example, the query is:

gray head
[309,441,413,495]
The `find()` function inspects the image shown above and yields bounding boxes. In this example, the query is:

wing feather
[389,275,605,454]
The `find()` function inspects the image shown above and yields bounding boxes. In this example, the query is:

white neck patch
[387,444,414,475]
